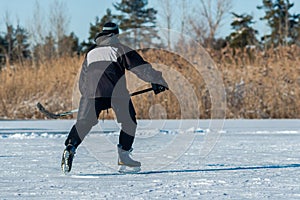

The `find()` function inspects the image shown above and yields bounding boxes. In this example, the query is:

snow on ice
[0,119,299,199]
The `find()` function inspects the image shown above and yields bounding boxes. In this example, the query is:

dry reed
[0,45,299,119]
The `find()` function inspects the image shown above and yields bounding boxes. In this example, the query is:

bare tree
[192,0,232,48]
[28,1,48,63]
[49,0,70,56]
[3,12,12,68]
[188,15,208,44]
[181,0,187,35]
[29,0,71,62]
[158,0,175,49]
[30,1,47,45]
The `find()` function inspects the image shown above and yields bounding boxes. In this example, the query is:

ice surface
[0,119,299,199]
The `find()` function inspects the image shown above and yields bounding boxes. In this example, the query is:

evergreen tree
[113,0,159,48]
[257,0,300,46]
[0,34,8,68]
[289,13,300,45]
[5,24,14,64]
[13,25,31,64]
[227,13,258,48]
[0,23,31,66]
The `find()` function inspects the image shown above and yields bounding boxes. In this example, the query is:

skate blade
[118,165,141,174]
[61,150,71,174]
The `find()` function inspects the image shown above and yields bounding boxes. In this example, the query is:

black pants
[65,96,137,151]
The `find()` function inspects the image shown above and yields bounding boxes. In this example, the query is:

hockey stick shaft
[130,87,153,96]
[37,87,153,119]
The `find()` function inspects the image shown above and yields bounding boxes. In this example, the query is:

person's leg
[65,97,104,147]
[62,97,110,173]
[119,130,135,151]
[112,98,137,151]
[65,121,95,148]
[112,97,140,170]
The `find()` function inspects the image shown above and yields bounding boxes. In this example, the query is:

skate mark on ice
[73,163,300,177]
[0,155,19,158]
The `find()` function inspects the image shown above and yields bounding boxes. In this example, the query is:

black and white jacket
[79,34,167,98]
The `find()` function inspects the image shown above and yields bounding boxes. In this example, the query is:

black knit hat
[102,22,119,35]
[94,22,119,41]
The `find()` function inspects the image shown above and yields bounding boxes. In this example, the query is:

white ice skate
[117,144,141,173]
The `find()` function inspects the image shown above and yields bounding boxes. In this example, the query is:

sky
[0,0,300,42]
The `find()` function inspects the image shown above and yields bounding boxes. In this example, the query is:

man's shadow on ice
[76,163,300,177]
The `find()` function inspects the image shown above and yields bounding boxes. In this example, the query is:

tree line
[0,0,300,68]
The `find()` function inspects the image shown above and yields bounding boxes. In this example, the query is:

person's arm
[120,48,168,93]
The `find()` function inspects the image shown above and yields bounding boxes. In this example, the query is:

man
[61,22,168,173]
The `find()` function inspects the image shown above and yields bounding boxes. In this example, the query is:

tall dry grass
[0,57,80,119]
[0,45,299,119]
[217,45,300,118]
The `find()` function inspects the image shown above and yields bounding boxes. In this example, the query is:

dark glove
[151,83,168,95]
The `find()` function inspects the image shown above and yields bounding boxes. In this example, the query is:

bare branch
[29,1,47,45]
[49,0,70,42]
[198,0,233,47]
[158,0,174,48]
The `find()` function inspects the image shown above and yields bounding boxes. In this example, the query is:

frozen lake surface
[0,119,299,199]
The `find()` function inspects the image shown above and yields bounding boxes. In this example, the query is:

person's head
[102,22,119,35]
[94,22,119,41]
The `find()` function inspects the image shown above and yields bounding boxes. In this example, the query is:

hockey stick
[37,103,79,119]
[37,87,153,119]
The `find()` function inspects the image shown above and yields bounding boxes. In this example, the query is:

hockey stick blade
[37,103,78,119]
[37,103,60,119]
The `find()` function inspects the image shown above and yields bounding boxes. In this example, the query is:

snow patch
[1,132,65,139]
